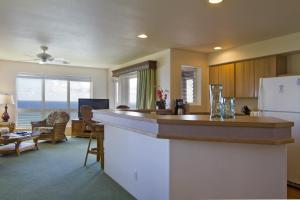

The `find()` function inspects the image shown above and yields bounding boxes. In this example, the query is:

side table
[0,122,15,132]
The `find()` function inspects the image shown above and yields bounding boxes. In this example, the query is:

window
[114,72,137,109]
[16,74,91,128]
[70,81,91,119]
[45,79,68,109]
[181,66,201,104]
[128,77,137,107]
[186,79,194,103]
[114,80,119,106]
[16,77,43,127]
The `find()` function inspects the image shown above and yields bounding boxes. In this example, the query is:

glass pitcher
[209,84,224,119]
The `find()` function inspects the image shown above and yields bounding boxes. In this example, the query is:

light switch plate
[297,78,300,86]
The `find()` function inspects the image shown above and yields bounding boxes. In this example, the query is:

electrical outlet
[134,170,138,181]
[279,84,284,93]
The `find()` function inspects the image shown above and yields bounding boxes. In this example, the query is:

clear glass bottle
[222,97,235,119]
[209,84,223,119]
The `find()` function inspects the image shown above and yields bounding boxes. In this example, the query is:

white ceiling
[0,0,299,68]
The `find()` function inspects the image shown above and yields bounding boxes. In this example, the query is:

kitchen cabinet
[209,66,219,84]
[218,63,235,97]
[209,64,235,97]
[254,56,287,97]
[209,55,287,98]
[235,60,255,98]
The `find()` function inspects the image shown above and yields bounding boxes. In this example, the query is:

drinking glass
[222,97,235,119]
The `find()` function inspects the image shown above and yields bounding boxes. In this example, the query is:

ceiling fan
[26,45,70,65]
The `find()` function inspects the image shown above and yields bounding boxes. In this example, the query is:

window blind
[181,69,197,103]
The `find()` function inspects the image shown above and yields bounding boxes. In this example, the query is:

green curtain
[136,68,156,109]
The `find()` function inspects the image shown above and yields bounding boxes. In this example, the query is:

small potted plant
[156,88,168,109]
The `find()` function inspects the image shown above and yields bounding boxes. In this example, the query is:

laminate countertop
[93,110,294,145]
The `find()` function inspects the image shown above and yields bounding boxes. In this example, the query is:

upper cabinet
[209,66,219,85]
[209,63,235,97]
[209,55,287,98]
[235,60,255,98]
[219,63,235,97]
[254,56,287,97]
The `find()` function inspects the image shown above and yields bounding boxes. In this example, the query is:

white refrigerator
[258,75,300,187]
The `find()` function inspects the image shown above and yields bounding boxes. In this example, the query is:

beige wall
[107,49,171,108]
[0,59,108,122]
[107,33,300,113]
[208,32,300,66]
[107,48,210,112]
[287,53,300,75]
[170,49,209,112]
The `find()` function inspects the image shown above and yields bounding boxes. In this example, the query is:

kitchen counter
[93,110,294,199]
[94,110,294,145]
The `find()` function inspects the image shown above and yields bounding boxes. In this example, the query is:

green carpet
[0,138,135,200]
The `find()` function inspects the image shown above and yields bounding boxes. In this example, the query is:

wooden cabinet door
[275,55,287,75]
[209,66,219,84]
[219,63,235,97]
[235,60,255,98]
[254,57,276,97]
[71,120,83,136]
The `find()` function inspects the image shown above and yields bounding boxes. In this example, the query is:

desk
[71,119,91,137]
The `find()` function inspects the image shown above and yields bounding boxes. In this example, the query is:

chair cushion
[34,127,54,134]
[46,111,70,126]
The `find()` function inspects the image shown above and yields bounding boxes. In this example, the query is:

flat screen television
[78,98,109,118]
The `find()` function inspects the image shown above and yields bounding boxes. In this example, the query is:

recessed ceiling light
[214,46,222,50]
[138,34,148,39]
[209,0,223,4]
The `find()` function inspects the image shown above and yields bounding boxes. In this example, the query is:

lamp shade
[0,94,14,105]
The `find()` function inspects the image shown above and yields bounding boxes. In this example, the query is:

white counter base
[104,125,287,200]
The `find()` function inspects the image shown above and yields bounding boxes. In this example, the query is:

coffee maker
[174,99,184,115]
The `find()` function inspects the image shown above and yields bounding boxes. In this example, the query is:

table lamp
[0,94,14,122]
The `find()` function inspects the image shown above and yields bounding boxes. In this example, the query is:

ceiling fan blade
[38,60,47,65]
[20,58,41,62]
[51,58,70,64]
[24,54,35,57]
[48,57,55,61]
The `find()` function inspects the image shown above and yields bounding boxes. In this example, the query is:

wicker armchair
[31,111,70,144]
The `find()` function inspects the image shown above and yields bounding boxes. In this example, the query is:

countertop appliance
[174,99,184,115]
[258,75,300,188]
